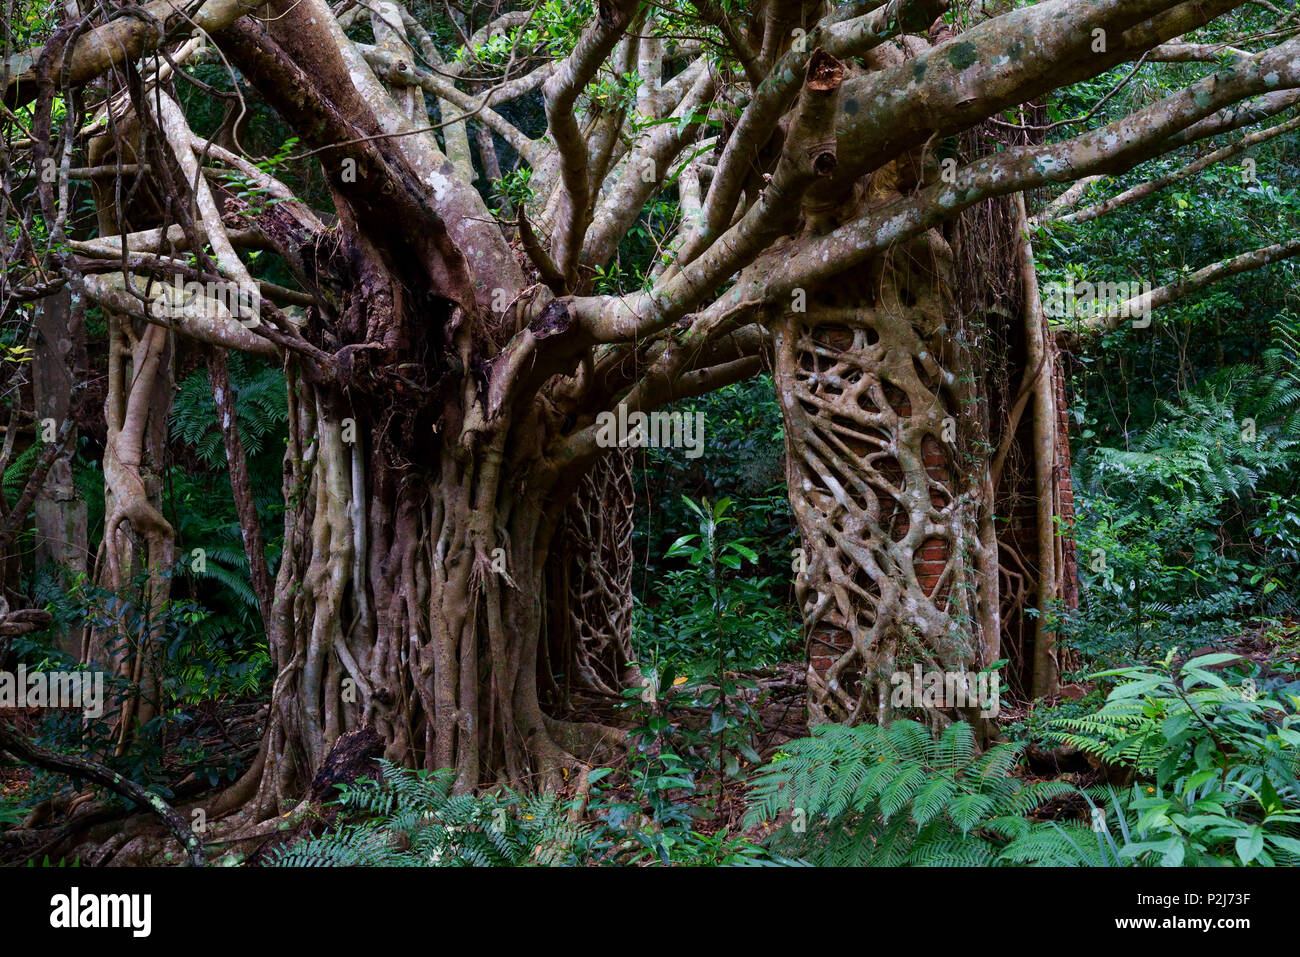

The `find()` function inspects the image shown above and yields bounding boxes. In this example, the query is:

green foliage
[1,441,41,507]
[170,353,287,470]
[597,501,782,863]
[632,377,796,673]
[1049,87,1300,668]
[607,498,775,862]
[274,758,773,867]
[158,351,284,699]
[1069,319,1300,663]
[634,376,790,577]
[637,494,796,670]
[0,796,25,828]
[1084,358,1298,508]
[488,166,535,217]
[5,0,61,49]
[98,567,265,705]
[271,760,596,866]
[1006,776,1300,867]
[1008,654,1300,865]
[748,653,1300,867]
[745,721,1076,866]
[609,697,703,836]
[590,196,681,294]
[12,566,256,795]
[178,58,331,214]
[663,496,767,779]
[579,751,774,865]
[210,138,298,228]
[451,0,591,66]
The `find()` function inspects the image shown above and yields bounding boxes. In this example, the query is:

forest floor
[660,617,1300,839]
[4,619,1297,863]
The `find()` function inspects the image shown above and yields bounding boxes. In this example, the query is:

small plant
[0,799,24,828]
[665,496,766,805]
[583,748,773,865]
[490,167,535,217]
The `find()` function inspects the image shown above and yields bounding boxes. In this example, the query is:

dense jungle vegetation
[0,0,1298,878]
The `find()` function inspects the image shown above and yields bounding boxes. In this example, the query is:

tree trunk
[782,154,1074,726]
[32,285,88,656]
[80,111,178,748]
[239,363,627,818]
[88,316,174,746]
[778,217,999,729]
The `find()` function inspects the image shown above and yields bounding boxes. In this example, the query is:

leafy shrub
[14,566,262,795]
[632,376,791,591]
[1070,330,1300,664]
[585,744,773,865]
[746,651,1300,867]
[634,495,798,671]
[1012,653,1300,866]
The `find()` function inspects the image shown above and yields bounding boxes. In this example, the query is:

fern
[2,440,41,505]
[1082,309,1300,510]
[744,721,1077,866]
[270,761,598,866]
[1019,657,1300,865]
[1046,655,1300,801]
[169,353,287,468]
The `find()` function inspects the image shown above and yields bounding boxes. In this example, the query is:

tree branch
[0,720,205,866]
[542,0,640,286]
[3,0,264,108]
[1053,113,1300,226]
[1083,237,1300,331]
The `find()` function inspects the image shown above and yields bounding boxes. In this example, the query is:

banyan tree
[4,0,1300,836]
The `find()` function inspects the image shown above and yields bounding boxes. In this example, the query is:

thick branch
[826,0,1243,191]
[542,0,639,285]
[758,35,1300,299]
[3,0,264,107]
[362,49,547,166]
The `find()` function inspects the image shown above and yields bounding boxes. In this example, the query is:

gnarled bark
[545,447,637,703]
[778,222,998,729]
